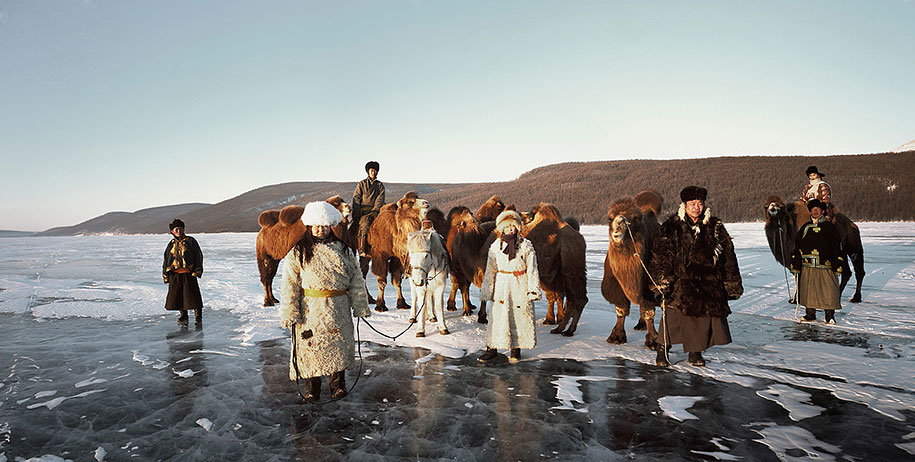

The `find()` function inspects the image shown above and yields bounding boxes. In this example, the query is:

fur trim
[301,201,343,226]
[495,210,523,234]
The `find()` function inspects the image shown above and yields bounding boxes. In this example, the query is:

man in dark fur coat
[163,218,204,328]
[352,161,385,256]
[649,186,743,367]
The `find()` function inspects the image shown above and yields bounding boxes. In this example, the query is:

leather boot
[178,310,189,327]
[802,308,817,322]
[477,348,499,363]
[509,348,521,363]
[824,310,836,325]
[303,376,321,402]
[687,352,706,367]
[194,308,202,328]
[330,371,347,399]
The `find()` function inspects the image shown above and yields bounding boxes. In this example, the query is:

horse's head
[407,231,435,287]
[608,198,643,245]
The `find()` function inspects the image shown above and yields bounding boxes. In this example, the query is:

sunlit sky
[1,1,913,231]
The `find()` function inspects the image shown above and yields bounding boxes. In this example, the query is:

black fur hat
[168,218,185,230]
[365,161,380,173]
[806,166,825,177]
[807,199,827,211]
[679,186,708,203]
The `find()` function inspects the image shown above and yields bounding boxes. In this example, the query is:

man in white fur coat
[478,210,542,363]
[280,201,371,401]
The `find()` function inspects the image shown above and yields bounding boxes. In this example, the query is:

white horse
[407,229,450,337]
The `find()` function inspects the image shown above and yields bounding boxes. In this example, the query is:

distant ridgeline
[37,151,915,235]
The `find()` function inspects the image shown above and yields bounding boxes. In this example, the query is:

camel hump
[633,190,663,216]
[564,216,581,231]
[279,205,305,226]
[325,195,345,208]
[258,210,280,228]
[766,195,784,207]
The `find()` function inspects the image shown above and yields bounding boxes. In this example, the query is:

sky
[1,1,914,232]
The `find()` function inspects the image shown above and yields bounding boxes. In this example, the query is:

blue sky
[1,1,913,231]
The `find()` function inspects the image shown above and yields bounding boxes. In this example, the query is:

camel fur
[764,195,864,303]
[601,190,662,348]
[256,195,353,307]
[364,191,431,311]
[522,203,588,337]
[444,197,505,321]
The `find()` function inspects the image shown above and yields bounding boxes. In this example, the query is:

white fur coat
[280,240,370,380]
[480,237,541,350]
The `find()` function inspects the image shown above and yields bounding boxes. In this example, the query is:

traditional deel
[480,238,541,350]
[790,216,844,310]
[280,240,370,380]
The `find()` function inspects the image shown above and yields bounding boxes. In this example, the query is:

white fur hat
[495,210,522,234]
[301,201,343,226]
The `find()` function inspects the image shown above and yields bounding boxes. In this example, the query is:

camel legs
[477,301,488,324]
[360,256,375,305]
[447,278,460,311]
[606,305,630,344]
[258,257,280,307]
[844,253,865,303]
[391,263,410,310]
[543,291,564,325]
[374,275,389,312]
[640,306,658,350]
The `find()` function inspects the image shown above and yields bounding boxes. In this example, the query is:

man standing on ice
[790,199,843,324]
[352,160,385,257]
[649,186,743,367]
[162,218,204,328]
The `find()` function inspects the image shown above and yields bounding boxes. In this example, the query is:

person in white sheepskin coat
[478,210,542,363]
[280,201,370,401]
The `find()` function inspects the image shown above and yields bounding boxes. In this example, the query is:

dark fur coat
[648,206,743,318]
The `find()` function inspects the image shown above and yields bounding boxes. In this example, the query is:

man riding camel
[352,161,385,256]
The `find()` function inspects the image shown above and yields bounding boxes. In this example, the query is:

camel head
[608,198,643,245]
[447,206,480,234]
[476,195,506,222]
[325,195,352,224]
[395,191,430,232]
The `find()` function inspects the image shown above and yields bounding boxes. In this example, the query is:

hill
[36,151,915,235]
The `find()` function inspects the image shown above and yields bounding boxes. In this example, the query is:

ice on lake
[1,223,913,460]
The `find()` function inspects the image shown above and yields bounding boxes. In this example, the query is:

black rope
[290,319,366,406]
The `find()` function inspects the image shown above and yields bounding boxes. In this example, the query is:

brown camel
[255,195,352,307]
[364,191,431,312]
[444,206,498,323]
[602,190,662,349]
[764,196,864,303]
[522,203,588,336]
[444,196,505,316]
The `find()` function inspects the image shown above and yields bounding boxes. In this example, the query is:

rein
[625,225,675,366]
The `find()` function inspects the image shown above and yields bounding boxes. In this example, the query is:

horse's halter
[409,250,445,287]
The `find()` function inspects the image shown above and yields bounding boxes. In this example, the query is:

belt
[302,288,347,297]
[498,270,526,277]
[360,205,374,212]
[171,268,191,274]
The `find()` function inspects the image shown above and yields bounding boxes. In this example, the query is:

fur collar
[677,203,711,228]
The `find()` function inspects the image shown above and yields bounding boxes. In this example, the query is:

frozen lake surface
[1,223,914,461]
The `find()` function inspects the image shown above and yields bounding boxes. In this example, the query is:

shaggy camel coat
[480,238,541,350]
[280,240,370,380]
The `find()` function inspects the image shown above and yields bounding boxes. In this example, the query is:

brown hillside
[425,151,915,223]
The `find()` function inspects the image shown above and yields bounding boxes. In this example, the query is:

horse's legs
[606,305,630,344]
[408,282,420,323]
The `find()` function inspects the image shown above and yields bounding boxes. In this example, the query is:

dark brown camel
[602,190,662,349]
[764,196,864,303]
[522,203,588,337]
[444,206,498,323]
[364,191,430,311]
[255,195,352,307]
[444,196,505,316]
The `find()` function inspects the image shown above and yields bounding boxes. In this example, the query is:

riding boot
[303,376,321,402]
[477,348,499,363]
[509,348,521,363]
[802,308,817,322]
[194,308,202,329]
[824,310,836,325]
[178,310,189,327]
[330,370,347,399]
